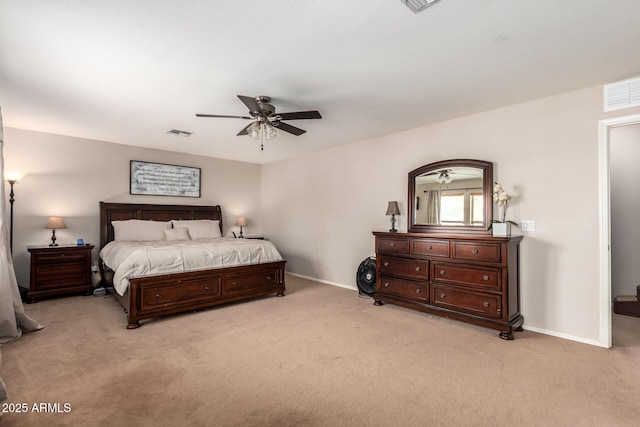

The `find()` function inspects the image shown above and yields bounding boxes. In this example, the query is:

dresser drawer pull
[483,301,490,308]
[232,282,237,286]
[440,292,446,298]
[204,286,210,291]
[440,270,446,275]
[415,267,421,272]
[384,262,389,267]
[156,293,162,299]
[483,275,489,281]
[472,249,479,254]
[416,288,422,294]
[266,276,272,282]
[384,282,390,288]
[390,242,396,247]
[428,245,433,250]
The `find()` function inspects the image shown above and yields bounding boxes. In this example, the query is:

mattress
[100,238,284,295]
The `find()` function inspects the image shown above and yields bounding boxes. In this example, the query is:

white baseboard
[522,324,605,348]
[285,271,357,292]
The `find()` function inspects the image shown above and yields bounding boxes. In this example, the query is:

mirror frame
[408,159,493,234]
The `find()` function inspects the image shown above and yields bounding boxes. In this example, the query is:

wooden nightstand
[27,244,94,302]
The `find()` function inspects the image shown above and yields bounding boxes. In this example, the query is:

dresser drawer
[222,268,280,297]
[412,239,449,258]
[377,238,410,255]
[452,241,501,263]
[432,285,502,318]
[432,262,501,291]
[378,276,428,302]
[141,277,220,310]
[379,256,428,279]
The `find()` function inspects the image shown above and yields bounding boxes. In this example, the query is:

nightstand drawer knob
[384,282,390,288]
[416,288,421,294]
[390,243,396,247]
[440,270,446,275]
[472,249,479,254]
[266,276,272,282]
[483,301,490,308]
[204,286,210,291]
[428,245,433,250]
[232,282,237,286]
[415,267,421,272]
[384,262,389,267]
[440,293,446,298]
[156,294,162,299]
[483,275,489,281]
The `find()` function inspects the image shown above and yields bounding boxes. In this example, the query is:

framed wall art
[130,160,201,197]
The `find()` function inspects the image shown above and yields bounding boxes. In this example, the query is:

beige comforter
[100,238,284,295]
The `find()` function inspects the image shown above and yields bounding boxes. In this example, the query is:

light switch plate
[521,220,535,232]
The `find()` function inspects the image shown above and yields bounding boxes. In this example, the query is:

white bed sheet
[100,238,284,296]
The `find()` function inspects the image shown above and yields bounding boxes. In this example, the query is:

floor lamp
[5,172,24,254]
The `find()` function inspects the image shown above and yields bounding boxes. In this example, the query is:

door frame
[598,113,640,348]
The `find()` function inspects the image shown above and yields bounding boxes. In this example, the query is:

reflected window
[440,189,484,225]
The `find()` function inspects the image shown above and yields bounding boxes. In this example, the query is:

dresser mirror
[408,159,493,234]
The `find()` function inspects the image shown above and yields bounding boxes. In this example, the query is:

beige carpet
[1,275,639,426]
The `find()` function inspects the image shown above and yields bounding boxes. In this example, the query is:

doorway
[598,113,640,348]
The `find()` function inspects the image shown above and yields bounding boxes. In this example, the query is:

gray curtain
[0,107,43,403]
[425,190,441,225]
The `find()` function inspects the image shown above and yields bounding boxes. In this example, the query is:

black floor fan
[356,257,377,298]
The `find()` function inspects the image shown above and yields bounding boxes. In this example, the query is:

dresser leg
[498,331,514,340]
[276,291,285,297]
[127,321,141,329]
[373,300,384,306]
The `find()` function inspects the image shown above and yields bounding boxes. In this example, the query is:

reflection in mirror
[408,159,493,234]
[415,167,484,226]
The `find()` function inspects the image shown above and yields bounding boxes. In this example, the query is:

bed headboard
[99,202,223,249]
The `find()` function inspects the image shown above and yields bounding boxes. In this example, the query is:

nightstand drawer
[34,251,86,263]
[36,262,86,277]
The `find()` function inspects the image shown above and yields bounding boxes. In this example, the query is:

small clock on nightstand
[27,244,94,302]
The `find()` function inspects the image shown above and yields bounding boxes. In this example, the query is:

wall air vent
[604,77,640,112]
[167,129,192,137]
[401,0,443,13]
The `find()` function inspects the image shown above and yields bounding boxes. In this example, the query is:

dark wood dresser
[27,244,94,302]
[373,231,523,339]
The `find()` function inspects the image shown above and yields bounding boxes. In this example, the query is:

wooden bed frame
[99,202,286,329]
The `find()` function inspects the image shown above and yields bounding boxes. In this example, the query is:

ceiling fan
[196,95,322,145]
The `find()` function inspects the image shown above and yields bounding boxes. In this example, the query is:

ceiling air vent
[167,129,192,137]
[604,77,640,112]
[401,0,443,13]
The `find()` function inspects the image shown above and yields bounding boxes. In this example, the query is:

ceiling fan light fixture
[247,122,260,139]
[437,171,452,184]
[263,122,277,140]
[402,0,442,13]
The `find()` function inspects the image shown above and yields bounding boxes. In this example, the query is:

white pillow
[171,220,222,239]
[163,227,191,241]
[112,220,170,241]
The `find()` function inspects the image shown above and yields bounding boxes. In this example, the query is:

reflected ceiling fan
[196,95,322,149]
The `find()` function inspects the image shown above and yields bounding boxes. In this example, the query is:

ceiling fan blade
[196,114,252,119]
[237,95,262,115]
[277,110,322,120]
[274,121,306,136]
[237,122,254,136]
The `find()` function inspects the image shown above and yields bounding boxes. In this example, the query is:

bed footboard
[124,261,286,328]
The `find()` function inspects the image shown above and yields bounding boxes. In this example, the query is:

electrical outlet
[521,220,535,232]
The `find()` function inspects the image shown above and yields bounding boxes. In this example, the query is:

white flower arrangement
[489,182,518,229]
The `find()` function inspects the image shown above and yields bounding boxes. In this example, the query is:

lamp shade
[45,217,67,230]
[385,201,400,216]
[235,217,247,227]
[4,171,25,182]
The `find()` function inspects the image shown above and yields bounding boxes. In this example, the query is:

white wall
[610,124,640,297]
[3,128,262,287]
[261,85,640,344]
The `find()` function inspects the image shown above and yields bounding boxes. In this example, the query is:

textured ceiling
[2,0,640,164]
